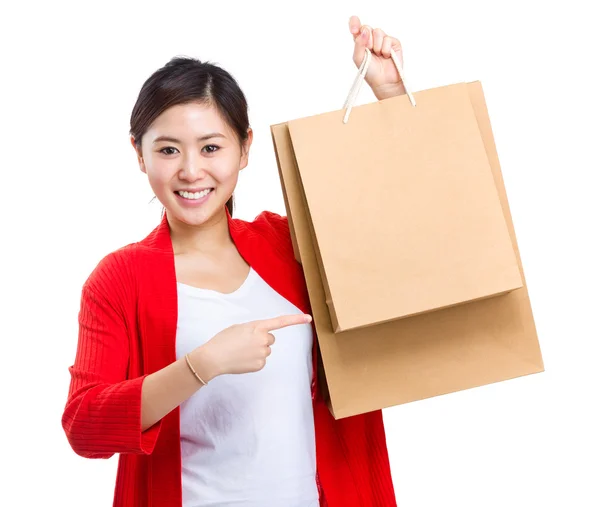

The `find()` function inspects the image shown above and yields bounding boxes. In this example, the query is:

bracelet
[185,353,208,386]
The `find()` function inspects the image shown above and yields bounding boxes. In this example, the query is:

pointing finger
[255,314,312,332]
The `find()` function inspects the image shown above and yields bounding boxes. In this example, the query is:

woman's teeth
[177,189,212,200]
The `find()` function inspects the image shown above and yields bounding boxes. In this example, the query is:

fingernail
[305,315,313,323]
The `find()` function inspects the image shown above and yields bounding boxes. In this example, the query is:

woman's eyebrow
[152,133,226,144]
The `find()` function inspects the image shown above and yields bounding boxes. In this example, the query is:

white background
[1,0,599,506]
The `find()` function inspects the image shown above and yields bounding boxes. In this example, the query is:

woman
[62,16,408,507]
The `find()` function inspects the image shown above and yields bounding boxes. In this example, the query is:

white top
[175,267,319,507]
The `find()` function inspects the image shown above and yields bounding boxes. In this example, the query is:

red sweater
[62,209,396,506]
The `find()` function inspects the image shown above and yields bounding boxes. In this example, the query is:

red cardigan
[62,209,396,506]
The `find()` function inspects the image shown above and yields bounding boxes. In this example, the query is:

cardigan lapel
[137,212,182,507]
[138,211,178,373]
[226,208,311,316]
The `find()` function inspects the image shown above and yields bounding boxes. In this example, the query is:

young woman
[62,16,408,507]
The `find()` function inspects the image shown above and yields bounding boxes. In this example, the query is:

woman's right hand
[189,313,313,380]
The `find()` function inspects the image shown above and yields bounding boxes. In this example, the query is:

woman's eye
[203,144,220,154]
[158,145,220,155]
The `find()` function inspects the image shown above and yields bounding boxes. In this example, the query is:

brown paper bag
[284,81,523,333]
[271,81,544,419]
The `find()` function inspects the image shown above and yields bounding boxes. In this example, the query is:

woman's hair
[129,56,251,216]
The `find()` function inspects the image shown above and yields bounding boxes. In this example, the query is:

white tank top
[175,267,319,507]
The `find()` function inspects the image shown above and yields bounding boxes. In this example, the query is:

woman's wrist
[372,82,407,101]
[188,344,222,383]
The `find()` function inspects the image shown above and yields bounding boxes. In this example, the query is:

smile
[176,189,213,200]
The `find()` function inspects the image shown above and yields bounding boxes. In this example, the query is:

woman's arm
[62,281,159,458]
[63,265,298,454]
[63,278,180,458]
[62,264,221,458]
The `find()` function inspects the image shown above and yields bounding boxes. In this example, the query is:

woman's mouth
[174,188,214,207]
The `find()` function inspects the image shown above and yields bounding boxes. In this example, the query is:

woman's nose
[179,157,207,180]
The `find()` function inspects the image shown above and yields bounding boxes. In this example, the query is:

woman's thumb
[353,27,370,68]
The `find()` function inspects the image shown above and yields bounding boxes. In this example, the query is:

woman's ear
[239,128,254,170]
[130,135,147,174]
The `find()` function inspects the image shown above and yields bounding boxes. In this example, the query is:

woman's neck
[167,209,234,256]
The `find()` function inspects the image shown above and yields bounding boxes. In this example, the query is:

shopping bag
[271,76,544,419]
[280,49,523,333]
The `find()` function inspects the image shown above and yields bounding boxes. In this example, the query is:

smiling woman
[129,57,253,220]
[62,15,402,507]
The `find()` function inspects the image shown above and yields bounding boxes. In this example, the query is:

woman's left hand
[348,15,407,101]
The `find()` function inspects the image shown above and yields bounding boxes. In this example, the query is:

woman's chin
[168,196,227,227]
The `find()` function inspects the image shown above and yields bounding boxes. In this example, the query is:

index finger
[255,314,313,332]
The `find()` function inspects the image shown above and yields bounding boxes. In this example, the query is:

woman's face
[132,101,252,227]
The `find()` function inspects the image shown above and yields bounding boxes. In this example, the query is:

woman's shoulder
[82,242,140,297]
[243,211,290,243]
[250,210,289,232]
[243,211,299,262]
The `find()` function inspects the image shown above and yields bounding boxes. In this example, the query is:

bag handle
[343,47,416,123]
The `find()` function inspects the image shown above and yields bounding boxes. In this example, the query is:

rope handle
[343,48,416,123]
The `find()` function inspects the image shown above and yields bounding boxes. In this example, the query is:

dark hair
[129,56,251,217]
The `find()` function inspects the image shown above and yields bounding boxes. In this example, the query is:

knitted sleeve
[61,251,162,458]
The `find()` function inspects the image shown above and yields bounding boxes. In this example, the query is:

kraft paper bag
[281,57,523,333]
[271,80,544,419]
